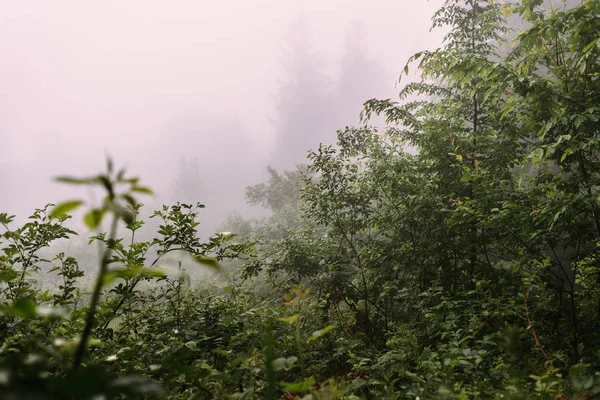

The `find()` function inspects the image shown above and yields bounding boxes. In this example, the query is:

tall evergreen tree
[171,156,203,205]
[335,23,390,128]
[269,17,336,170]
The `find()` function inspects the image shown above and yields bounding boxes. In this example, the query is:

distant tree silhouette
[270,19,391,170]
[269,16,336,170]
[171,156,204,205]
[334,22,390,128]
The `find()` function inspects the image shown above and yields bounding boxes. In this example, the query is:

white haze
[0,0,445,234]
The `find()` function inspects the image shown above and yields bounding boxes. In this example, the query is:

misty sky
[0,0,445,230]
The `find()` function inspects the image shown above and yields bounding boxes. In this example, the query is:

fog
[0,0,445,234]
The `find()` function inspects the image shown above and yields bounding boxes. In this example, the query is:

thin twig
[524,289,552,366]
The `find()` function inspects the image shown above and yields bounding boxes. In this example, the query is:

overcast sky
[0,0,445,229]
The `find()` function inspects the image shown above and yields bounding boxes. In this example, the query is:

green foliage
[3,1,600,398]
[49,253,84,307]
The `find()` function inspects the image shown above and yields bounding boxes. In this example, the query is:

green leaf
[278,314,300,324]
[184,341,197,351]
[272,358,286,373]
[103,267,166,285]
[98,176,112,194]
[114,204,135,225]
[84,208,106,230]
[122,194,138,209]
[272,357,298,372]
[55,176,96,185]
[529,148,544,163]
[0,268,19,282]
[191,254,221,271]
[280,377,315,393]
[50,200,83,218]
[345,378,366,393]
[8,297,38,319]
[309,325,336,340]
[131,186,154,195]
[560,148,574,163]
